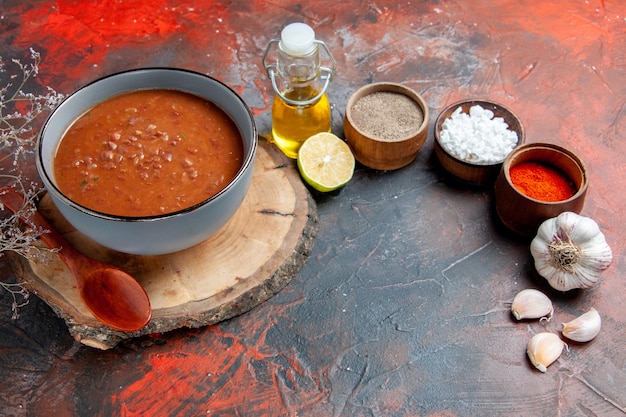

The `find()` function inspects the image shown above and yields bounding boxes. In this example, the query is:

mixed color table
[1,1,625,416]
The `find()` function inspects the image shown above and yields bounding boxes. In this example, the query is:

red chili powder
[509,161,577,202]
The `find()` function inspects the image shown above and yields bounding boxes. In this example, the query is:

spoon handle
[0,187,86,272]
[2,187,152,331]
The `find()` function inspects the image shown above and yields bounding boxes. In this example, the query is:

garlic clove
[527,332,566,372]
[511,289,554,321]
[562,307,602,342]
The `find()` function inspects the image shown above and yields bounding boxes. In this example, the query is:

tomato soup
[53,89,244,217]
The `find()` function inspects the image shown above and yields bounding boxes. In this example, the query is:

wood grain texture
[9,140,318,349]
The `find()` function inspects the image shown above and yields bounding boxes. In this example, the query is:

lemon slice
[297,132,355,192]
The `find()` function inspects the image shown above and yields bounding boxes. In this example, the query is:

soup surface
[54,89,244,217]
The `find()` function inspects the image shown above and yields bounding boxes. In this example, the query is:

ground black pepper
[350,91,424,142]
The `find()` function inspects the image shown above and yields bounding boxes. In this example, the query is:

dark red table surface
[1,1,625,416]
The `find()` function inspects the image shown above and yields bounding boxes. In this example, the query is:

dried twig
[0,49,65,317]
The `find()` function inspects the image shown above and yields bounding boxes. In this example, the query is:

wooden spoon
[0,187,151,332]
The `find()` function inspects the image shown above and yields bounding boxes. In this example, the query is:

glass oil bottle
[263,22,336,158]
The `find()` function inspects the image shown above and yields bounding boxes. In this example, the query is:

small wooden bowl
[344,82,429,170]
[494,143,588,238]
[434,99,524,184]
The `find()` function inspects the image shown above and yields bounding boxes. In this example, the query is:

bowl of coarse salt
[344,82,429,170]
[434,99,524,184]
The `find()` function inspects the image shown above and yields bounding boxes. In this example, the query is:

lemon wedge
[297,132,355,192]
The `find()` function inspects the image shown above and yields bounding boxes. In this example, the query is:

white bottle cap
[280,23,316,56]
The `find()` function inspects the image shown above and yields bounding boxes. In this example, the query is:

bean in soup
[54,89,244,217]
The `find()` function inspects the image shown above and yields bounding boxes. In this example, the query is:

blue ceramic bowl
[37,68,257,255]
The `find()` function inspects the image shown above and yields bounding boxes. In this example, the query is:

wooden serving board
[9,140,318,349]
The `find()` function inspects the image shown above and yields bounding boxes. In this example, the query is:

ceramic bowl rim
[36,67,257,223]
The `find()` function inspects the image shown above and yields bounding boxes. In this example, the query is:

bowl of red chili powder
[494,143,588,237]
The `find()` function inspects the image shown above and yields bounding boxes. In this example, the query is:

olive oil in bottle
[263,22,336,159]
[271,87,330,159]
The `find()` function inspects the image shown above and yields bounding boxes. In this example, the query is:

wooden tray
[9,140,318,349]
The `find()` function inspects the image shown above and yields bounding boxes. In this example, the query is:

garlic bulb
[511,289,553,321]
[530,212,613,292]
[527,332,566,372]
[562,308,601,342]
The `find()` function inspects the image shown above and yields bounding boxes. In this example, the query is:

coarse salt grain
[439,104,518,164]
